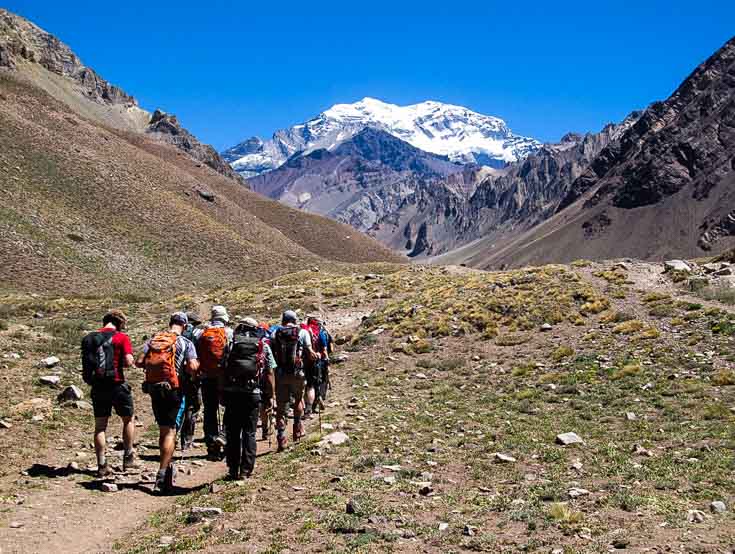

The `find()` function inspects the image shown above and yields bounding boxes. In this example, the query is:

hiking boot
[97,463,112,479]
[226,468,240,481]
[123,452,141,471]
[277,433,287,452]
[154,464,176,494]
[240,465,252,479]
[154,469,167,493]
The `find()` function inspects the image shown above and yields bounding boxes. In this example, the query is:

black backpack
[272,326,301,374]
[81,331,118,385]
[226,333,260,386]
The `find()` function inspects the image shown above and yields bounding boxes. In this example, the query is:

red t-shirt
[98,328,133,383]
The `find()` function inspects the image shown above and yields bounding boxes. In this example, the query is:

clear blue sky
[5,0,735,150]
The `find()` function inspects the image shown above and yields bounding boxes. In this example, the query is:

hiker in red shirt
[81,310,140,478]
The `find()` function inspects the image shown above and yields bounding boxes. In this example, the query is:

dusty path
[0,306,366,554]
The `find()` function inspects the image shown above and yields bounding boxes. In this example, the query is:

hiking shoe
[277,434,287,452]
[240,466,252,479]
[123,452,141,471]
[97,463,113,479]
[154,470,167,493]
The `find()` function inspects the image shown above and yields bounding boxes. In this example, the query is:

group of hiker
[81,306,333,493]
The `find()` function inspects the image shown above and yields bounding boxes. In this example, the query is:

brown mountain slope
[0,70,401,296]
[440,36,735,268]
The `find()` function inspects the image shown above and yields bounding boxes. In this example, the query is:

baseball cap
[186,311,203,325]
[170,311,189,326]
[241,316,258,328]
[282,310,298,324]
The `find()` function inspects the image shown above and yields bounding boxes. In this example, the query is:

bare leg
[121,416,134,454]
[158,426,176,471]
[94,417,109,466]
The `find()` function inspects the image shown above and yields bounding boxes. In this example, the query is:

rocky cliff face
[146,110,245,183]
[0,9,135,106]
[0,8,242,183]
[558,36,735,251]
[246,127,464,232]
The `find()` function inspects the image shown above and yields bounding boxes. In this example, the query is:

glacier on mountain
[222,97,540,177]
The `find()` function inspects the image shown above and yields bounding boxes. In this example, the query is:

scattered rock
[568,488,590,498]
[556,432,584,446]
[159,536,174,546]
[40,356,60,368]
[10,398,51,415]
[438,522,449,532]
[710,500,727,513]
[67,462,80,471]
[418,485,434,496]
[188,506,223,522]
[664,260,692,273]
[332,354,349,364]
[370,328,385,336]
[463,524,477,536]
[632,444,653,457]
[715,266,733,276]
[63,400,93,411]
[346,498,359,514]
[9,521,24,529]
[0,420,12,429]
[39,375,61,387]
[31,415,45,422]
[57,385,83,403]
[319,431,349,447]
[540,323,553,332]
[625,412,637,421]
[101,483,118,493]
[493,452,517,464]
[197,190,215,202]
[414,372,428,380]
[33,312,44,319]
[687,509,706,523]
[4,352,21,360]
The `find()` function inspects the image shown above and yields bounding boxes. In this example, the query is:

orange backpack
[198,326,228,377]
[144,332,179,388]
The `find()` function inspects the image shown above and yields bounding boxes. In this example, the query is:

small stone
[540,323,553,332]
[664,260,692,273]
[9,521,23,529]
[472,355,481,361]
[67,462,80,471]
[418,485,434,496]
[320,431,349,447]
[63,400,93,411]
[632,444,653,457]
[438,522,449,532]
[31,415,44,422]
[101,483,118,493]
[39,375,61,387]
[383,476,396,485]
[57,385,83,403]
[4,352,21,360]
[687,509,706,523]
[625,412,637,421]
[41,356,60,368]
[188,507,223,522]
[556,432,584,446]
[159,536,174,546]
[414,373,428,380]
[346,498,359,514]
[494,452,517,463]
[0,420,12,429]
[382,464,402,472]
[710,501,727,513]
[463,524,477,536]
[571,461,583,472]
[332,354,349,364]
[568,488,590,498]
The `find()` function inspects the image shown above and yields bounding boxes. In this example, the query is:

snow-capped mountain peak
[222,98,540,177]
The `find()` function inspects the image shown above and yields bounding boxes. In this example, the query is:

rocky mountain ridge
[223,97,540,177]
[0,8,242,182]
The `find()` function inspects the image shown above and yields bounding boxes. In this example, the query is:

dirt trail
[0,306,366,554]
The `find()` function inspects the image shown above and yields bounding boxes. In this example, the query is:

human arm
[134,342,149,368]
[120,334,135,368]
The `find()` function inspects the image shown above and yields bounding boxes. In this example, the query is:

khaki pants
[275,372,305,431]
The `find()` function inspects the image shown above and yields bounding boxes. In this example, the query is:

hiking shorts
[91,382,134,418]
[150,386,186,429]
[275,373,305,409]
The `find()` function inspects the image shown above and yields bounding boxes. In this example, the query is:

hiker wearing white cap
[194,305,234,460]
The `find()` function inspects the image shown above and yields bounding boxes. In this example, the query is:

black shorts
[150,386,186,429]
[91,382,135,418]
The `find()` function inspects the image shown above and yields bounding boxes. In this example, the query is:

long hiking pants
[223,391,260,476]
